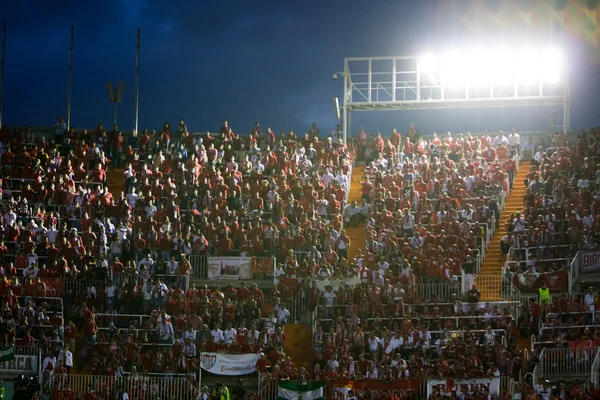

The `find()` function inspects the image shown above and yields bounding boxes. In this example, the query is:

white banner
[200,352,260,375]
[427,378,500,397]
[207,257,253,280]
[578,251,600,273]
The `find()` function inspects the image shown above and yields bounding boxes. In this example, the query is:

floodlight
[463,50,488,87]
[516,49,540,85]
[440,52,466,87]
[419,54,437,73]
[540,48,563,84]
[489,49,514,86]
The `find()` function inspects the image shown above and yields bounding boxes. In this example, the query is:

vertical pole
[367,59,372,102]
[114,100,117,126]
[135,29,140,134]
[392,58,396,101]
[564,73,570,134]
[347,110,352,147]
[67,26,74,130]
[0,22,6,128]
[342,62,348,145]
[416,59,420,101]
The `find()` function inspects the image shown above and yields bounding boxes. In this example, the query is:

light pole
[332,70,349,144]
[106,81,125,125]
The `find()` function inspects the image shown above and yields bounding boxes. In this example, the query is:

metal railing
[474,273,522,303]
[45,373,200,399]
[287,283,309,323]
[571,252,580,291]
[539,346,599,377]
[592,348,600,389]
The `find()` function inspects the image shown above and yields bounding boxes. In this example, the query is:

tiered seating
[353,130,509,291]
[0,121,357,386]
[309,279,521,380]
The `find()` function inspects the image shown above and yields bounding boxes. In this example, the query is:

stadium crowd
[1,120,600,399]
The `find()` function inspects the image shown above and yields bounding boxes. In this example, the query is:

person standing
[585,286,597,325]
[538,281,551,306]
[530,298,542,336]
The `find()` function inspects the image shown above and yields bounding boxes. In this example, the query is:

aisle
[345,165,366,263]
[477,161,530,300]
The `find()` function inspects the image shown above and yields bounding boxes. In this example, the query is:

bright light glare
[441,52,467,87]
[540,48,563,84]
[516,49,539,84]
[489,49,514,86]
[419,54,437,73]
[426,46,564,87]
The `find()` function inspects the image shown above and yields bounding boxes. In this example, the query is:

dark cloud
[0,0,598,134]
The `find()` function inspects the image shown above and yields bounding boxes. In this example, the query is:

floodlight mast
[339,53,569,136]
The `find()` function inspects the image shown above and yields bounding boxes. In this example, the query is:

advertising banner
[513,271,568,292]
[207,257,253,280]
[427,378,500,397]
[578,251,600,274]
[327,379,420,400]
[200,352,260,375]
[0,354,38,375]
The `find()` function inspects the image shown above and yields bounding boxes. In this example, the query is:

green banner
[0,346,15,362]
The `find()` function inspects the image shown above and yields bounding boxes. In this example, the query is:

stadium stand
[2,122,600,399]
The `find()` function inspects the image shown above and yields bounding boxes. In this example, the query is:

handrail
[541,324,600,332]
[539,346,599,377]
[591,348,600,388]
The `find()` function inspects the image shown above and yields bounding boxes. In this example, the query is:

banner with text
[578,251,600,274]
[427,378,500,397]
[207,257,253,280]
[0,354,38,375]
[513,271,569,292]
[0,346,15,362]
[327,379,420,400]
[200,352,259,375]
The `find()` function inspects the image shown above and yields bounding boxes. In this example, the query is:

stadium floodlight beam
[338,49,570,140]
[419,54,437,73]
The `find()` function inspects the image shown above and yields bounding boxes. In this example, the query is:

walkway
[477,161,530,301]
[346,165,367,263]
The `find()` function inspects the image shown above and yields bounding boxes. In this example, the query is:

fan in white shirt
[210,327,224,343]
[223,325,237,344]
[321,170,335,188]
[277,306,291,325]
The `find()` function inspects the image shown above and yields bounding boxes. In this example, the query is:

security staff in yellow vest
[539,281,551,305]
[211,382,230,400]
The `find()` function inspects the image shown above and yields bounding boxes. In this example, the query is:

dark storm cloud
[0,0,598,134]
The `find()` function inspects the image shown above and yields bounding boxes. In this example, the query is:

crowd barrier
[537,346,599,377]
[45,373,200,399]
[257,376,517,400]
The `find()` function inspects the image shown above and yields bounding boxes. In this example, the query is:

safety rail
[287,283,309,323]
[353,329,508,343]
[571,253,580,292]
[94,313,154,327]
[317,311,514,328]
[45,373,200,400]
[539,346,599,377]
[540,323,600,334]
[592,348,600,389]
[474,274,523,303]
[503,257,573,270]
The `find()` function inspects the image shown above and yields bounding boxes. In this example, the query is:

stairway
[106,168,125,195]
[345,165,367,263]
[476,161,530,301]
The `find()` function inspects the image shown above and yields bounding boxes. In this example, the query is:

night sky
[1,0,600,136]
